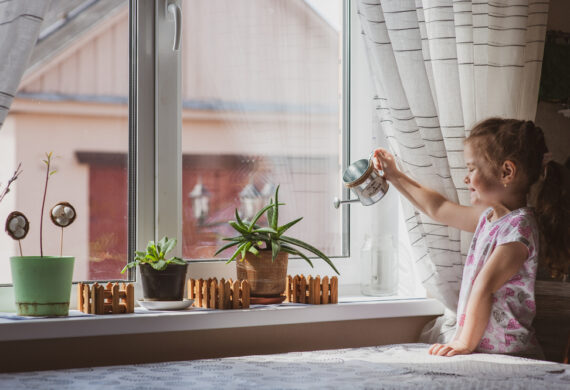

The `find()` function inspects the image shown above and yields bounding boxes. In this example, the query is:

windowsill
[0,297,444,342]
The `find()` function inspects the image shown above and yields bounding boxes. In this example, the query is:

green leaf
[167,257,186,265]
[279,235,339,275]
[277,217,303,236]
[246,203,276,232]
[271,185,280,229]
[151,259,167,270]
[241,241,253,260]
[267,200,274,227]
[49,170,57,176]
[252,227,278,235]
[271,240,281,261]
[120,261,139,274]
[225,242,248,264]
[162,237,177,255]
[214,241,241,256]
[234,208,248,229]
[229,221,250,235]
[280,244,314,268]
[248,246,259,256]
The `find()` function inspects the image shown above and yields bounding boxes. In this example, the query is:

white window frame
[139,0,407,290]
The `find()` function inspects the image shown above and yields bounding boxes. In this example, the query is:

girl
[373,118,569,358]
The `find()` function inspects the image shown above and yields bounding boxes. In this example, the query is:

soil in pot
[236,251,288,297]
[140,263,188,301]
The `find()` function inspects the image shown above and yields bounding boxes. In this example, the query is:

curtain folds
[0,0,47,129]
[356,0,549,339]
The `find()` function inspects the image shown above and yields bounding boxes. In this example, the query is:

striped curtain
[356,0,548,341]
[0,0,47,129]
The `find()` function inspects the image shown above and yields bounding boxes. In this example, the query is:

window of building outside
[0,0,352,285]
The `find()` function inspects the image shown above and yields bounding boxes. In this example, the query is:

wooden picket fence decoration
[77,282,135,314]
[188,278,250,309]
[285,275,338,304]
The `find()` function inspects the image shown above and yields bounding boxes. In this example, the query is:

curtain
[356,0,549,342]
[0,0,47,129]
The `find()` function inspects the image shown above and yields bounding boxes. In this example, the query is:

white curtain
[0,0,47,129]
[356,0,548,341]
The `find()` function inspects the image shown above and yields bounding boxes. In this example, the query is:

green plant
[40,152,57,257]
[215,185,339,275]
[121,236,186,273]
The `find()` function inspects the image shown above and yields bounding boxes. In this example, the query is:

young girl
[373,118,569,358]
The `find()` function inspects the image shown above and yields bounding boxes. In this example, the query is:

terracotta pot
[236,251,288,297]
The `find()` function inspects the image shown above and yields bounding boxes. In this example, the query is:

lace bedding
[1,343,568,389]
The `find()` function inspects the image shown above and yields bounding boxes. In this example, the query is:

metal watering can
[333,156,389,209]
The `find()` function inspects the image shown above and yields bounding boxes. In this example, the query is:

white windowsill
[0,297,444,342]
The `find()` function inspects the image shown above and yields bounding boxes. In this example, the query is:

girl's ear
[501,160,517,185]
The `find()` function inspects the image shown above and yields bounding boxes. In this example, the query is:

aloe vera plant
[215,185,339,275]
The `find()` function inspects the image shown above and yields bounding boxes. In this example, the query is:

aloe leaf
[234,208,247,229]
[271,240,281,261]
[241,241,253,260]
[226,242,247,264]
[277,217,303,236]
[214,241,241,256]
[280,244,314,268]
[280,236,339,275]
[252,227,278,235]
[248,246,259,256]
[247,203,283,232]
[267,199,274,226]
[271,185,280,230]
[229,221,250,235]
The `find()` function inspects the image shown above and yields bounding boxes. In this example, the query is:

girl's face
[463,142,504,206]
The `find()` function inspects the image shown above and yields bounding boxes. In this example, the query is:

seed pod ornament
[5,211,29,256]
[50,202,76,256]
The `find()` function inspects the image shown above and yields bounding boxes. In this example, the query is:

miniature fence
[285,275,338,304]
[188,278,250,309]
[78,282,135,314]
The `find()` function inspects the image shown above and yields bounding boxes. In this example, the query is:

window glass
[0,0,129,283]
[180,0,345,260]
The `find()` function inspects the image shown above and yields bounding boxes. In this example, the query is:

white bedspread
[1,343,568,389]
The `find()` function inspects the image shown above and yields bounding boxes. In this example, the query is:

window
[0,0,410,293]
[0,0,130,284]
[177,0,347,261]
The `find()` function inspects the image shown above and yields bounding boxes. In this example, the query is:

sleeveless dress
[454,207,543,357]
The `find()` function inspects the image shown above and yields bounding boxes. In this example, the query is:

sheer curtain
[0,0,47,129]
[356,0,549,342]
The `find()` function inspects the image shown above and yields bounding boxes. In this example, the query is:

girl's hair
[466,117,570,280]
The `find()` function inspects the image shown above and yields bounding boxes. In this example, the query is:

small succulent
[121,236,186,273]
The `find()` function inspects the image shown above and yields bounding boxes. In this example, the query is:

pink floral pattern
[455,208,541,356]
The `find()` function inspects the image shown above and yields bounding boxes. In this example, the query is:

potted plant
[215,185,339,299]
[121,236,188,301]
[4,153,77,317]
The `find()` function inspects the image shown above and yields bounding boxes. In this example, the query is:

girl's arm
[429,241,529,356]
[373,148,485,232]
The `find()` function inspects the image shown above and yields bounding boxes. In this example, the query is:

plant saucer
[138,299,194,311]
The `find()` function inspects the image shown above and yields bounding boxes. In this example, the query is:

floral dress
[454,207,543,357]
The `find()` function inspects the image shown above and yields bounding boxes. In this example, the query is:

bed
[0,343,568,389]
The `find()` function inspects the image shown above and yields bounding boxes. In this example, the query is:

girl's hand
[428,340,473,357]
[372,148,399,181]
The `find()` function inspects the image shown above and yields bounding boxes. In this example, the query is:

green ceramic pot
[10,256,75,316]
